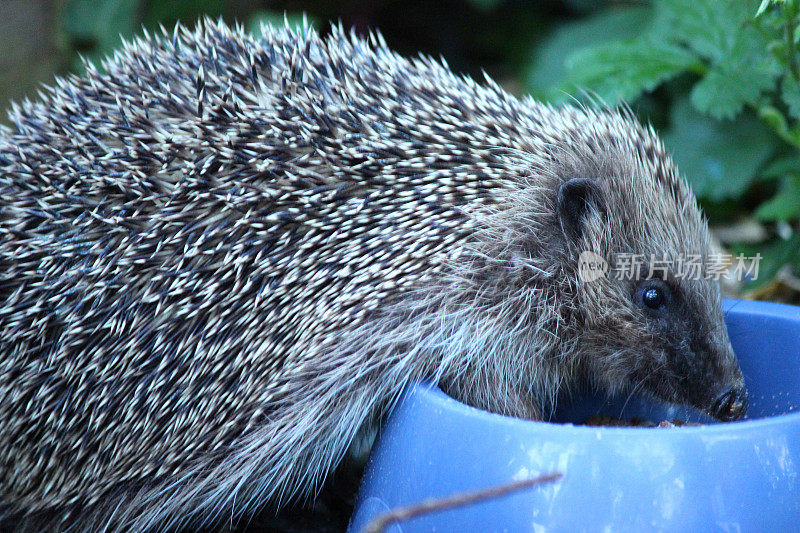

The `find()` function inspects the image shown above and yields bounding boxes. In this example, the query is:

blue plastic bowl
[348,299,800,532]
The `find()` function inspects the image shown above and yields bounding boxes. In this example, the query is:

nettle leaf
[755,177,800,220]
[663,98,774,201]
[692,56,780,119]
[524,6,653,100]
[657,0,757,62]
[561,40,698,105]
[666,2,781,119]
[783,76,800,120]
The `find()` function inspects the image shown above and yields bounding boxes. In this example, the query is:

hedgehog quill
[0,19,747,531]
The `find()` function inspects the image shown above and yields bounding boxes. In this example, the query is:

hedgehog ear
[557,177,604,240]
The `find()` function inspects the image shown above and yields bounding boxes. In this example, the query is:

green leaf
[658,0,780,120]
[524,6,652,100]
[663,98,774,201]
[560,39,699,105]
[65,0,141,49]
[689,23,780,119]
[657,0,758,63]
[690,68,752,120]
[783,75,800,120]
[692,63,778,119]
[758,105,800,146]
[761,154,800,178]
[755,177,800,220]
[734,233,800,288]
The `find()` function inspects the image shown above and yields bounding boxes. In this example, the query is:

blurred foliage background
[1,0,799,303]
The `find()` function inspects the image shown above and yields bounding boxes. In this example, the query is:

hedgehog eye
[637,279,670,312]
[643,287,664,309]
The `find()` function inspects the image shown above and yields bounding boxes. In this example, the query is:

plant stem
[786,3,800,80]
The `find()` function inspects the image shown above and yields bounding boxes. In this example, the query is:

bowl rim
[414,299,800,434]
[405,299,800,435]
[722,297,800,317]
[416,383,800,437]
[410,297,800,435]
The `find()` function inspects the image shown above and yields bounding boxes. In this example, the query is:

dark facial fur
[0,19,745,532]
[547,131,747,421]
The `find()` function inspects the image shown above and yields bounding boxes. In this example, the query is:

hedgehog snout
[710,385,748,422]
[693,340,748,422]
[704,331,748,422]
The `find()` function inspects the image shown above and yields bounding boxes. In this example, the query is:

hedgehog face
[619,273,747,422]
[555,167,747,422]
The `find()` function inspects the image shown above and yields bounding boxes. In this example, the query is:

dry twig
[363,472,564,533]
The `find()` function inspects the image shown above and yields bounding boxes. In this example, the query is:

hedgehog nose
[711,387,748,422]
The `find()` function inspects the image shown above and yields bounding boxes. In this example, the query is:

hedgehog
[0,18,747,532]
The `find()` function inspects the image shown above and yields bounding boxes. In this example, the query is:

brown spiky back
[0,18,705,531]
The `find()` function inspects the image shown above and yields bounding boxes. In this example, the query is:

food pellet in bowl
[583,415,701,428]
